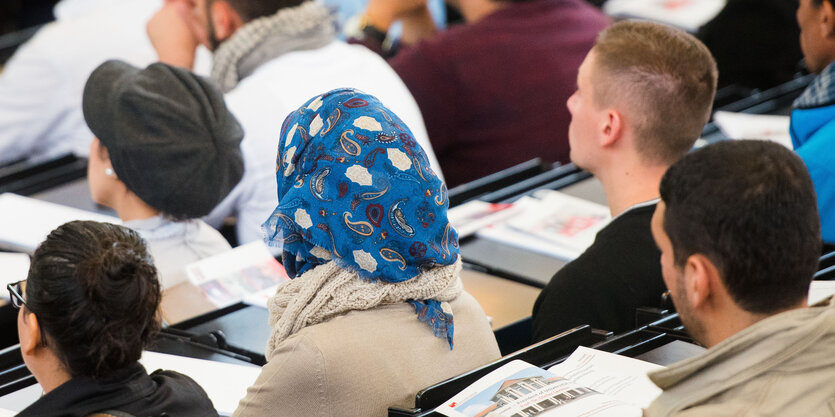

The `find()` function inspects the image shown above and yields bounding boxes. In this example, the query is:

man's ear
[599,109,623,148]
[20,312,44,356]
[683,254,720,310]
[821,0,835,37]
[210,0,245,42]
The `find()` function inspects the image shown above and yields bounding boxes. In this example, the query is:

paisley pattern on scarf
[263,88,460,347]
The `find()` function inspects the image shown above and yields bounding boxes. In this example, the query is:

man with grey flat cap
[82,59,243,317]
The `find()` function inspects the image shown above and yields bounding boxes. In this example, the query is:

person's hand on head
[147,0,201,69]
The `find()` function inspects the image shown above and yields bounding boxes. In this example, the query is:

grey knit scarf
[210,1,337,93]
[265,260,464,360]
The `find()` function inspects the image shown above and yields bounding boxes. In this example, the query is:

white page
[548,346,664,409]
[0,193,120,253]
[604,0,725,32]
[139,351,260,415]
[809,281,835,305]
[712,111,793,149]
[0,383,42,412]
[0,253,30,290]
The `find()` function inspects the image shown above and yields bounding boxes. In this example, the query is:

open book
[473,190,610,261]
[437,347,662,417]
[185,241,290,308]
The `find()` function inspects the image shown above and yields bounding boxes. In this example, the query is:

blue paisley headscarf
[262,88,460,347]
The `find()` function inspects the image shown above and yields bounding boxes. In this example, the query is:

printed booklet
[473,190,610,261]
[185,241,290,308]
[436,347,663,417]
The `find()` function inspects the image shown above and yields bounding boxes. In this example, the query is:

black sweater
[17,363,217,417]
[531,204,666,342]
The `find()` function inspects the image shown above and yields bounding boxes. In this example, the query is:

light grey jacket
[125,216,231,288]
[646,297,835,417]
[232,291,500,417]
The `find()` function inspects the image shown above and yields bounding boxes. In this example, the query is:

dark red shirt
[389,0,609,186]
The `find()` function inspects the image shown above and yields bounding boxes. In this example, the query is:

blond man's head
[591,21,718,165]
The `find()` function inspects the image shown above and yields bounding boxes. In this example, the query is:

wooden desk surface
[460,267,541,330]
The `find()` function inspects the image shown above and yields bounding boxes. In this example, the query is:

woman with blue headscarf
[232,89,500,417]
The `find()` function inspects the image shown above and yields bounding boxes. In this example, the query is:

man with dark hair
[645,140,835,416]
[358,0,608,186]
[147,0,442,244]
[531,21,718,340]
[791,0,835,244]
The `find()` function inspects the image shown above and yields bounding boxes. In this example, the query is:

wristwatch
[359,14,389,45]
[344,13,389,45]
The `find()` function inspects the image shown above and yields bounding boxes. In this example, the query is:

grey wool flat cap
[82,60,244,219]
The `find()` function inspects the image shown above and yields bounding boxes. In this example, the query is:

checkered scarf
[794,62,835,109]
[210,1,337,93]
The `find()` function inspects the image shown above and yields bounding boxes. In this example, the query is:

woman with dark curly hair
[10,220,217,417]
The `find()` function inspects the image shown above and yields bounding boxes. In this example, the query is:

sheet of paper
[140,351,260,415]
[0,253,30,290]
[0,193,120,253]
[809,281,835,305]
[604,0,726,32]
[712,111,793,149]
[548,346,664,409]
[0,383,42,412]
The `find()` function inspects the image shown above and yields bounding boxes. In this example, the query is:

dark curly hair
[660,140,821,314]
[25,221,161,379]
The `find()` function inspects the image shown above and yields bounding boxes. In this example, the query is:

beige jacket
[646,297,835,417]
[232,291,500,417]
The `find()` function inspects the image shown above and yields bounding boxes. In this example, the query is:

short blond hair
[592,21,718,164]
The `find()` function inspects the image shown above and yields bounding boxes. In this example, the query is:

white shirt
[0,0,161,165]
[125,216,232,289]
[205,40,442,245]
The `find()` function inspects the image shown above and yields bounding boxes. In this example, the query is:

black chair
[815,246,835,281]
[447,159,549,208]
[0,344,36,398]
[0,154,88,196]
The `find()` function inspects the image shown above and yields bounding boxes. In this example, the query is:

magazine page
[547,347,664,409]
[185,241,290,308]
[505,191,610,252]
[474,190,610,261]
[448,200,519,238]
[436,360,641,417]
